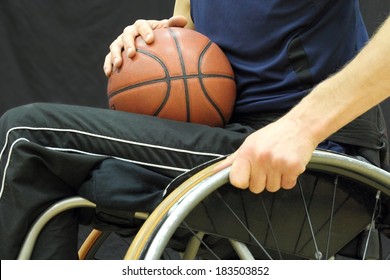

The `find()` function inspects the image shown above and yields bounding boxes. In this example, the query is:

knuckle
[123,26,137,38]
[266,185,280,193]
[109,38,123,52]
[230,178,247,190]
[257,149,273,162]
[250,184,265,194]
[229,175,248,190]
[123,25,132,33]
[288,159,306,174]
[149,19,166,29]
[134,19,146,28]
[281,175,298,189]
[148,20,159,29]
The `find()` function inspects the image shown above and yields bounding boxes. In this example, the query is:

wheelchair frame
[17,150,390,260]
[125,150,390,260]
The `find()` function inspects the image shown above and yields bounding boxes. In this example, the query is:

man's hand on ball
[103,16,187,77]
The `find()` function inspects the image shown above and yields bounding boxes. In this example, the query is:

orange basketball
[107,27,236,127]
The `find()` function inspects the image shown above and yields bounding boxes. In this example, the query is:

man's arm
[173,0,194,29]
[294,16,390,146]
[218,16,390,194]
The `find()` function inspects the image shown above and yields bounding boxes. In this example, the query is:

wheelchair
[17,150,390,260]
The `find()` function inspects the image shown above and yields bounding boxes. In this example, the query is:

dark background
[1,0,390,260]
[0,0,389,123]
[0,0,176,112]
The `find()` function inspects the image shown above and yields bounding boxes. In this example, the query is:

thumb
[213,152,237,173]
[167,15,188,28]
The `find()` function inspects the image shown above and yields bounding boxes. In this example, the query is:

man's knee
[1,103,50,128]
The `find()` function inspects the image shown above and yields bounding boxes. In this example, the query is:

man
[0,0,387,259]
[217,15,390,192]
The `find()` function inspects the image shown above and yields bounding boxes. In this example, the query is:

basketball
[107,27,236,127]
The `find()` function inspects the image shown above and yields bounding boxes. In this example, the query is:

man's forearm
[284,16,390,146]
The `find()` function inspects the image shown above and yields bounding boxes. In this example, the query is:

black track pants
[0,103,253,259]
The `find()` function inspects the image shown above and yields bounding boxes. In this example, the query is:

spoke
[362,191,381,260]
[215,191,273,260]
[325,176,339,259]
[293,176,319,255]
[182,221,221,260]
[297,179,322,260]
[260,198,283,259]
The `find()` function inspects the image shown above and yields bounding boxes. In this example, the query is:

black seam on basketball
[108,30,235,124]
[109,49,171,117]
[108,77,167,99]
[108,73,233,99]
[198,41,227,126]
[168,28,191,122]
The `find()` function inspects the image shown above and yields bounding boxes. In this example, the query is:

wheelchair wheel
[125,150,390,260]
